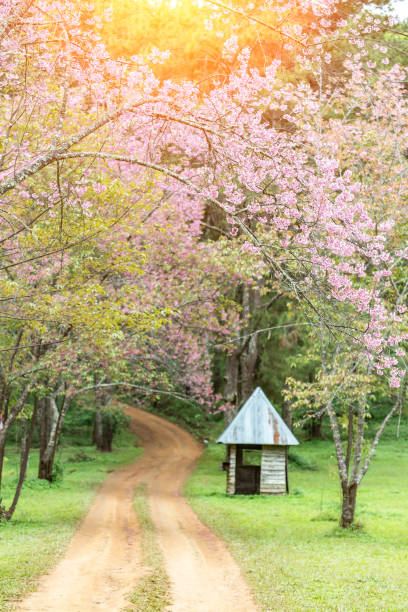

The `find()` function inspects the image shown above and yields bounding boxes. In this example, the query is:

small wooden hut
[217,387,299,495]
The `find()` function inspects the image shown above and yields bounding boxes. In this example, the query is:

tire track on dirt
[18,405,258,612]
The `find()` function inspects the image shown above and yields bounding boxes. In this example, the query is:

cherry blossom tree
[282,60,408,526]
[0,0,407,527]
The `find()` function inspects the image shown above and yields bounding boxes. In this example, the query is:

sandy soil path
[18,406,258,612]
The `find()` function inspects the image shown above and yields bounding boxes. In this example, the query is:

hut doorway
[235,445,261,494]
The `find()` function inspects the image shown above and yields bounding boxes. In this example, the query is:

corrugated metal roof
[216,387,299,446]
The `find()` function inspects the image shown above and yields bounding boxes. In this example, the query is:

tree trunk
[94,386,113,451]
[340,482,358,528]
[310,414,324,439]
[0,443,4,495]
[0,393,10,492]
[38,392,70,481]
[224,350,240,424]
[282,401,293,430]
[38,396,59,480]
[101,423,113,453]
[345,406,354,473]
[0,384,32,494]
[93,409,103,449]
[6,403,38,520]
[38,397,49,467]
[100,418,114,452]
[240,331,258,403]
[240,286,260,403]
[38,456,54,481]
[224,284,260,423]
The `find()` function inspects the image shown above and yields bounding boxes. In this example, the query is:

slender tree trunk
[0,396,8,492]
[0,337,38,497]
[310,414,324,439]
[93,409,103,449]
[38,392,70,481]
[240,331,258,402]
[38,396,49,467]
[47,394,69,480]
[0,444,4,495]
[100,417,114,452]
[282,400,293,430]
[94,386,113,451]
[0,384,32,494]
[240,286,260,403]
[224,350,240,424]
[224,284,260,423]
[340,482,358,528]
[0,428,10,493]
[345,406,354,474]
[6,402,38,520]
[19,420,28,476]
[38,396,59,480]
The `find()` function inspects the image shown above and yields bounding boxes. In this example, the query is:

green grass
[186,438,408,611]
[0,430,142,611]
[127,484,171,611]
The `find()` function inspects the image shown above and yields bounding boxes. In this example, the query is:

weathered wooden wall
[226,444,236,495]
[260,445,286,494]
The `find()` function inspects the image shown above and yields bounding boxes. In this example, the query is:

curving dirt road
[18,406,258,612]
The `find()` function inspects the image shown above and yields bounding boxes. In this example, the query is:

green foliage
[288,450,317,471]
[255,297,315,411]
[100,405,130,435]
[67,451,95,463]
[19,478,55,491]
[186,436,408,611]
[62,401,95,439]
[125,393,223,439]
[49,459,64,484]
[62,402,131,450]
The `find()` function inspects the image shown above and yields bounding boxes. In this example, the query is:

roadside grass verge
[127,484,171,611]
[0,429,142,611]
[186,439,408,611]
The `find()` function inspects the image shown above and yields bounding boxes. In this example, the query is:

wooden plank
[226,444,236,495]
[260,445,286,494]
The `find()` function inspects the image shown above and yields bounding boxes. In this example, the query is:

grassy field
[0,430,142,611]
[186,434,408,611]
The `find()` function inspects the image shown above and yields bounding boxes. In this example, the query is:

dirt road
[18,406,257,612]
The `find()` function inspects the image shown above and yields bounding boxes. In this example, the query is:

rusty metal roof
[216,387,299,446]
